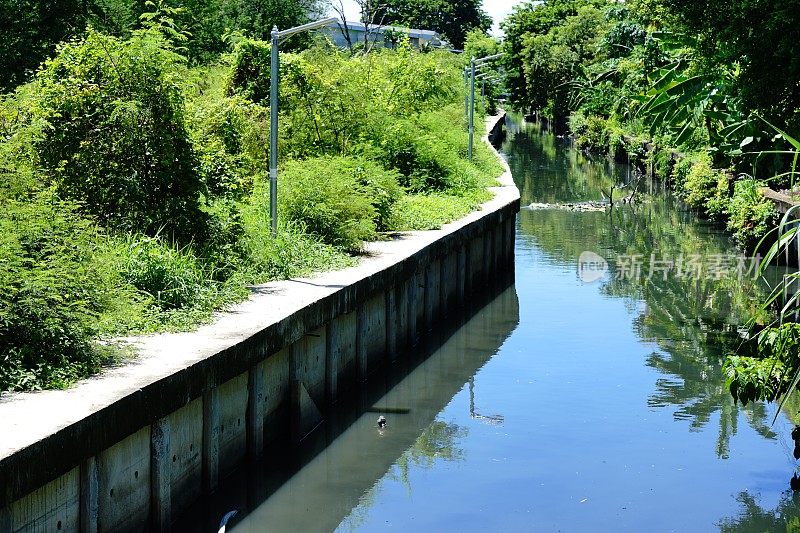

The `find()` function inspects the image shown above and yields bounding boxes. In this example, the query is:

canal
[183,115,800,532]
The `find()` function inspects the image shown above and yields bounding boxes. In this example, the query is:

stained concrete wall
[7,467,79,533]
[167,399,202,518]
[0,112,517,532]
[97,427,150,532]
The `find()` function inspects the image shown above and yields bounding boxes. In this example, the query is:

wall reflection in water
[174,281,520,532]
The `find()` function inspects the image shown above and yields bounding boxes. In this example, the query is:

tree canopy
[646,0,800,131]
[0,0,325,91]
[0,0,89,88]
[379,0,491,50]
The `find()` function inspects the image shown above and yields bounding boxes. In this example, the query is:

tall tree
[0,0,326,90]
[379,0,491,50]
[500,0,602,112]
[642,0,800,130]
[0,0,89,89]
[167,0,326,61]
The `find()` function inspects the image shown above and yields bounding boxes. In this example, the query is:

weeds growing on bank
[0,20,503,391]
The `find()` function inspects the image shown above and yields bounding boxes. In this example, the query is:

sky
[328,1,524,36]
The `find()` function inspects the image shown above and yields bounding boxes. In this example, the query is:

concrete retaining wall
[0,113,517,533]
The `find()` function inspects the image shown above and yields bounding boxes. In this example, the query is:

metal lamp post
[477,73,502,109]
[269,17,337,237]
[464,63,490,126]
[468,57,476,160]
[463,66,469,124]
[468,52,504,161]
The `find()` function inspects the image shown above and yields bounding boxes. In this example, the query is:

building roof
[325,20,442,40]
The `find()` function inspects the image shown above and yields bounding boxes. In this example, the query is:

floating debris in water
[524,201,609,212]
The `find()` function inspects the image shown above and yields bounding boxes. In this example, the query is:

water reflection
[394,420,469,488]
[185,116,800,532]
[213,284,520,533]
[504,118,627,205]
[718,491,800,532]
[468,377,504,425]
[504,115,776,457]
[339,420,469,531]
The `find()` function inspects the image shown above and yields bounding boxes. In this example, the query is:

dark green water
[215,116,800,532]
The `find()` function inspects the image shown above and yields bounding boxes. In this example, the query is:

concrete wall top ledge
[0,113,518,507]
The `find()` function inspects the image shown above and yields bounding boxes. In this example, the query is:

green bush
[0,34,501,391]
[227,38,274,104]
[672,156,694,191]
[724,323,800,405]
[648,144,678,182]
[724,354,786,405]
[186,65,270,197]
[366,105,501,193]
[228,40,460,158]
[369,117,457,191]
[116,236,214,311]
[571,112,610,155]
[276,156,402,251]
[0,92,39,199]
[0,194,113,391]
[392,190,491,231]
[726,179,778,251]
[32,29,208,242]
[97,228,252,333]
[705,173,731,221]
[237,216,356,283]
[676,154,729,219]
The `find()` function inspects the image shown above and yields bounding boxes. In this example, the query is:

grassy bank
[0,23,503,392]
[568,112,780,252]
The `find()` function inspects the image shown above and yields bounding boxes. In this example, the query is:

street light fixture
[479,75,504,108]
[463,66,469,122]
[468,52,505,160]
[464,63,491,123]
[269,17,338,237]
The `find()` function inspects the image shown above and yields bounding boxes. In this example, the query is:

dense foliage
[0,0,325,91]
[0,5,502,391]
[0,194,113,391]
[278,156,403,251]
[501,0,797,250]
[647,0,800,134]
[34,29,207,242]
[0,0,89,88]
[379,0,492,49]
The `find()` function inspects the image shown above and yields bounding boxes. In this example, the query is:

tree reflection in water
[338,420,468,531]
[393,420,469,489]
[506,114,784,459]
[718,491,800,532]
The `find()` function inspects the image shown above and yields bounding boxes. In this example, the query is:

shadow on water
[173,277,520,532]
